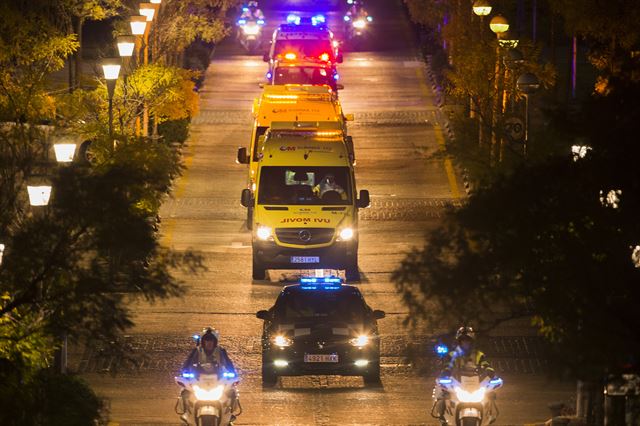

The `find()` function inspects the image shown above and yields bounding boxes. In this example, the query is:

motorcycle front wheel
[199,415,220,426]
[460,418,480,426]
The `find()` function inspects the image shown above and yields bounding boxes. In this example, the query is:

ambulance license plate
[291,256,320,263]
[304,354,339,363]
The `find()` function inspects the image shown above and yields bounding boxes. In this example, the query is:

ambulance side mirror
[258,83,265,88]
[256,310,270,320]
[336,84,345,90]
[241,189,253,208]
[357,189,370,208]
[263,53,270,62]
[337,52,344,63]
[344,113,354,122]
[237,147,249,164]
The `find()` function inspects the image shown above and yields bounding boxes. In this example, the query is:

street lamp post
[101,58,122,140]
[489,14,509,165]
[139,4,158,137]
[516,72,540,158]
[472,0,492,147]
[117,35,135,133]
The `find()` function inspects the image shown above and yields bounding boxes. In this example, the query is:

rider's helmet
[455,326,476,343]
[200,327,220,347]
[248,0,259,8]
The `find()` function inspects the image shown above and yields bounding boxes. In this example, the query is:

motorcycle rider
[240,1,264,21]
[433,326,496,426]
[180,328,240,424]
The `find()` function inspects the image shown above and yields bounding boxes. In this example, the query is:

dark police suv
[256,277,385,386]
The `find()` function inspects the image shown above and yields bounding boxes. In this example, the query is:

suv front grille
[275,228,334,245]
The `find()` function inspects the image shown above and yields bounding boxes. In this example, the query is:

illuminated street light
[101,58,121,139]
[139,3,156,22]
[472,0,492,17]
[53,142,77,163]
[27,184,52,206]
[130,15,148,35]
[117,35,136,57]
[489,15,509,34]
[150,0,161,3]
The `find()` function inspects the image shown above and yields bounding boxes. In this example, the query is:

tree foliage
[0,4,78,121]
[393,80,640,378]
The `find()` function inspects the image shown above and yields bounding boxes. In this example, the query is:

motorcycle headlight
[337,227,354,241]
[454,386,486,403]
[242,25,260,35]
[193,385,224,401]
[353,20,366,29]
[349,335,369,347]
[273,335,292,347]
[256,225,272,241]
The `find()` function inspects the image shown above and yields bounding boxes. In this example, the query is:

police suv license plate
[291,256,320,264]
[304,354,339,363]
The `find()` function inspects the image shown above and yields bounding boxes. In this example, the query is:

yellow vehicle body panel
[244,84,351,190]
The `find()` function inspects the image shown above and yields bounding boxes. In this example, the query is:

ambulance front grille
[275,228,334,245]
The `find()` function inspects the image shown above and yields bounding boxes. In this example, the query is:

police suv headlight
[273,335,292,347]
[193,385,224,401]
[349,335,369,347]
[337,227,354,241]
[256,225,272,241]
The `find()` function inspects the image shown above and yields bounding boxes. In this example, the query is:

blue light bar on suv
[300,276,342,289]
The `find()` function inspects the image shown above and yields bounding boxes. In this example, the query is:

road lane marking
[415,67,461,199]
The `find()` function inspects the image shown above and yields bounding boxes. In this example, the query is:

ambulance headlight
[337,227,354,241]
[273,335,292,347]
[256,226,272,241]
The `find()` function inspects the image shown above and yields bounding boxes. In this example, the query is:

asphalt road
[73,0,574,424]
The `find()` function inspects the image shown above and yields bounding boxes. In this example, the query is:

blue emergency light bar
[192,334,200,342]
[182,372,195,379]
[286,14,301,25]
[312,15,326,25]
[223,372,237,379]
[438,377,452,385]
[490,377,504,386]
[300,276,343,290]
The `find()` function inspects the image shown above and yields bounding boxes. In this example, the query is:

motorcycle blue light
[192,334,201,342]
[257,19,265,25]
[435,343,449,356]
[182,372,195,379]
[438,377,452,385]
[242,7,249,12]
[490,377,503,385]
[334,73,340,81]
[237,19,247,25]
[343,15,351,22]
[367,16,373,22]
[223,372,236,379]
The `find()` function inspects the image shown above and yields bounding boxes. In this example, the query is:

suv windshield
[274,66,333,86]
[274,40,333,60]
[275,290,367,322]
[258,166,352,205]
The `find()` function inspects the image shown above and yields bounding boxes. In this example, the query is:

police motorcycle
[343,6,373,49]
[431,344,503,426]
[237,17,265,54]
[175,335,241,426]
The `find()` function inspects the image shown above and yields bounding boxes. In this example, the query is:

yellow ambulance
[237,84,354,225]
[240,125,369,282]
